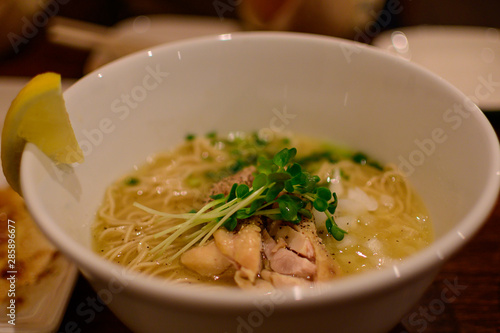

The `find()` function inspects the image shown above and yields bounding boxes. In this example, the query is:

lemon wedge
[1,72,84,194]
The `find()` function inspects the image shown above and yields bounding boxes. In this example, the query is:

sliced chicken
[293,218,341,281]
[214,218,262,284]
[262,229,316,279]
[268,221,315,259]
[180,241,232,277]
[261,269,312,288]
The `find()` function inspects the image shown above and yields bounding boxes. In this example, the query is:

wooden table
[0,17,499,333]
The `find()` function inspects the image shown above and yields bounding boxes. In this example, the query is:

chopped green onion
[124,177,140,186]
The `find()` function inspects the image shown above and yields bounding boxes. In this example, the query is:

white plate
[372,26,500,111]
[0,77,78,332]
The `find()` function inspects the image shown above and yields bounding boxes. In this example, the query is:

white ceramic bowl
[20,32,500,333]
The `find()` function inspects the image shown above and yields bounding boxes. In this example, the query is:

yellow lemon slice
[1,72,84,194]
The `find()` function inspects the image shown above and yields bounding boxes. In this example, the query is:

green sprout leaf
[227,183,238,202]
[316,187,332,201]
[223,215,238,231]
[210,193,225,200]
[265,182,284,202]
[328,192,338,214]
[277,195,299,222]
[249,198,266,215]
[236,209,252,220]
[313,198,328,212]
[268,172,291,184]
[256,156,275,175]
[287,163,302,177]
[298,208,312,219]
[273,148,295,167]
[236,184,250,198]
[284,179,295,193]
[325,217,347,241]
[252,173,267,189]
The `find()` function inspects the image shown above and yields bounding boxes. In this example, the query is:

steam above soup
[93,132,433,289]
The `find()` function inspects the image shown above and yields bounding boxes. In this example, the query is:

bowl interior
[21,32,499,302]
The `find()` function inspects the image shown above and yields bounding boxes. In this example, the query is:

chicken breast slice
[262,229,317,279]
[180,240,232,277]
[214,220,262,284]
[294,217,342,281]
[260,269,312,288]
[268,221,315,259]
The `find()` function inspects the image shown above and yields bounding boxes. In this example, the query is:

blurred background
[0,1,499,332]
[1,0,500,77]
